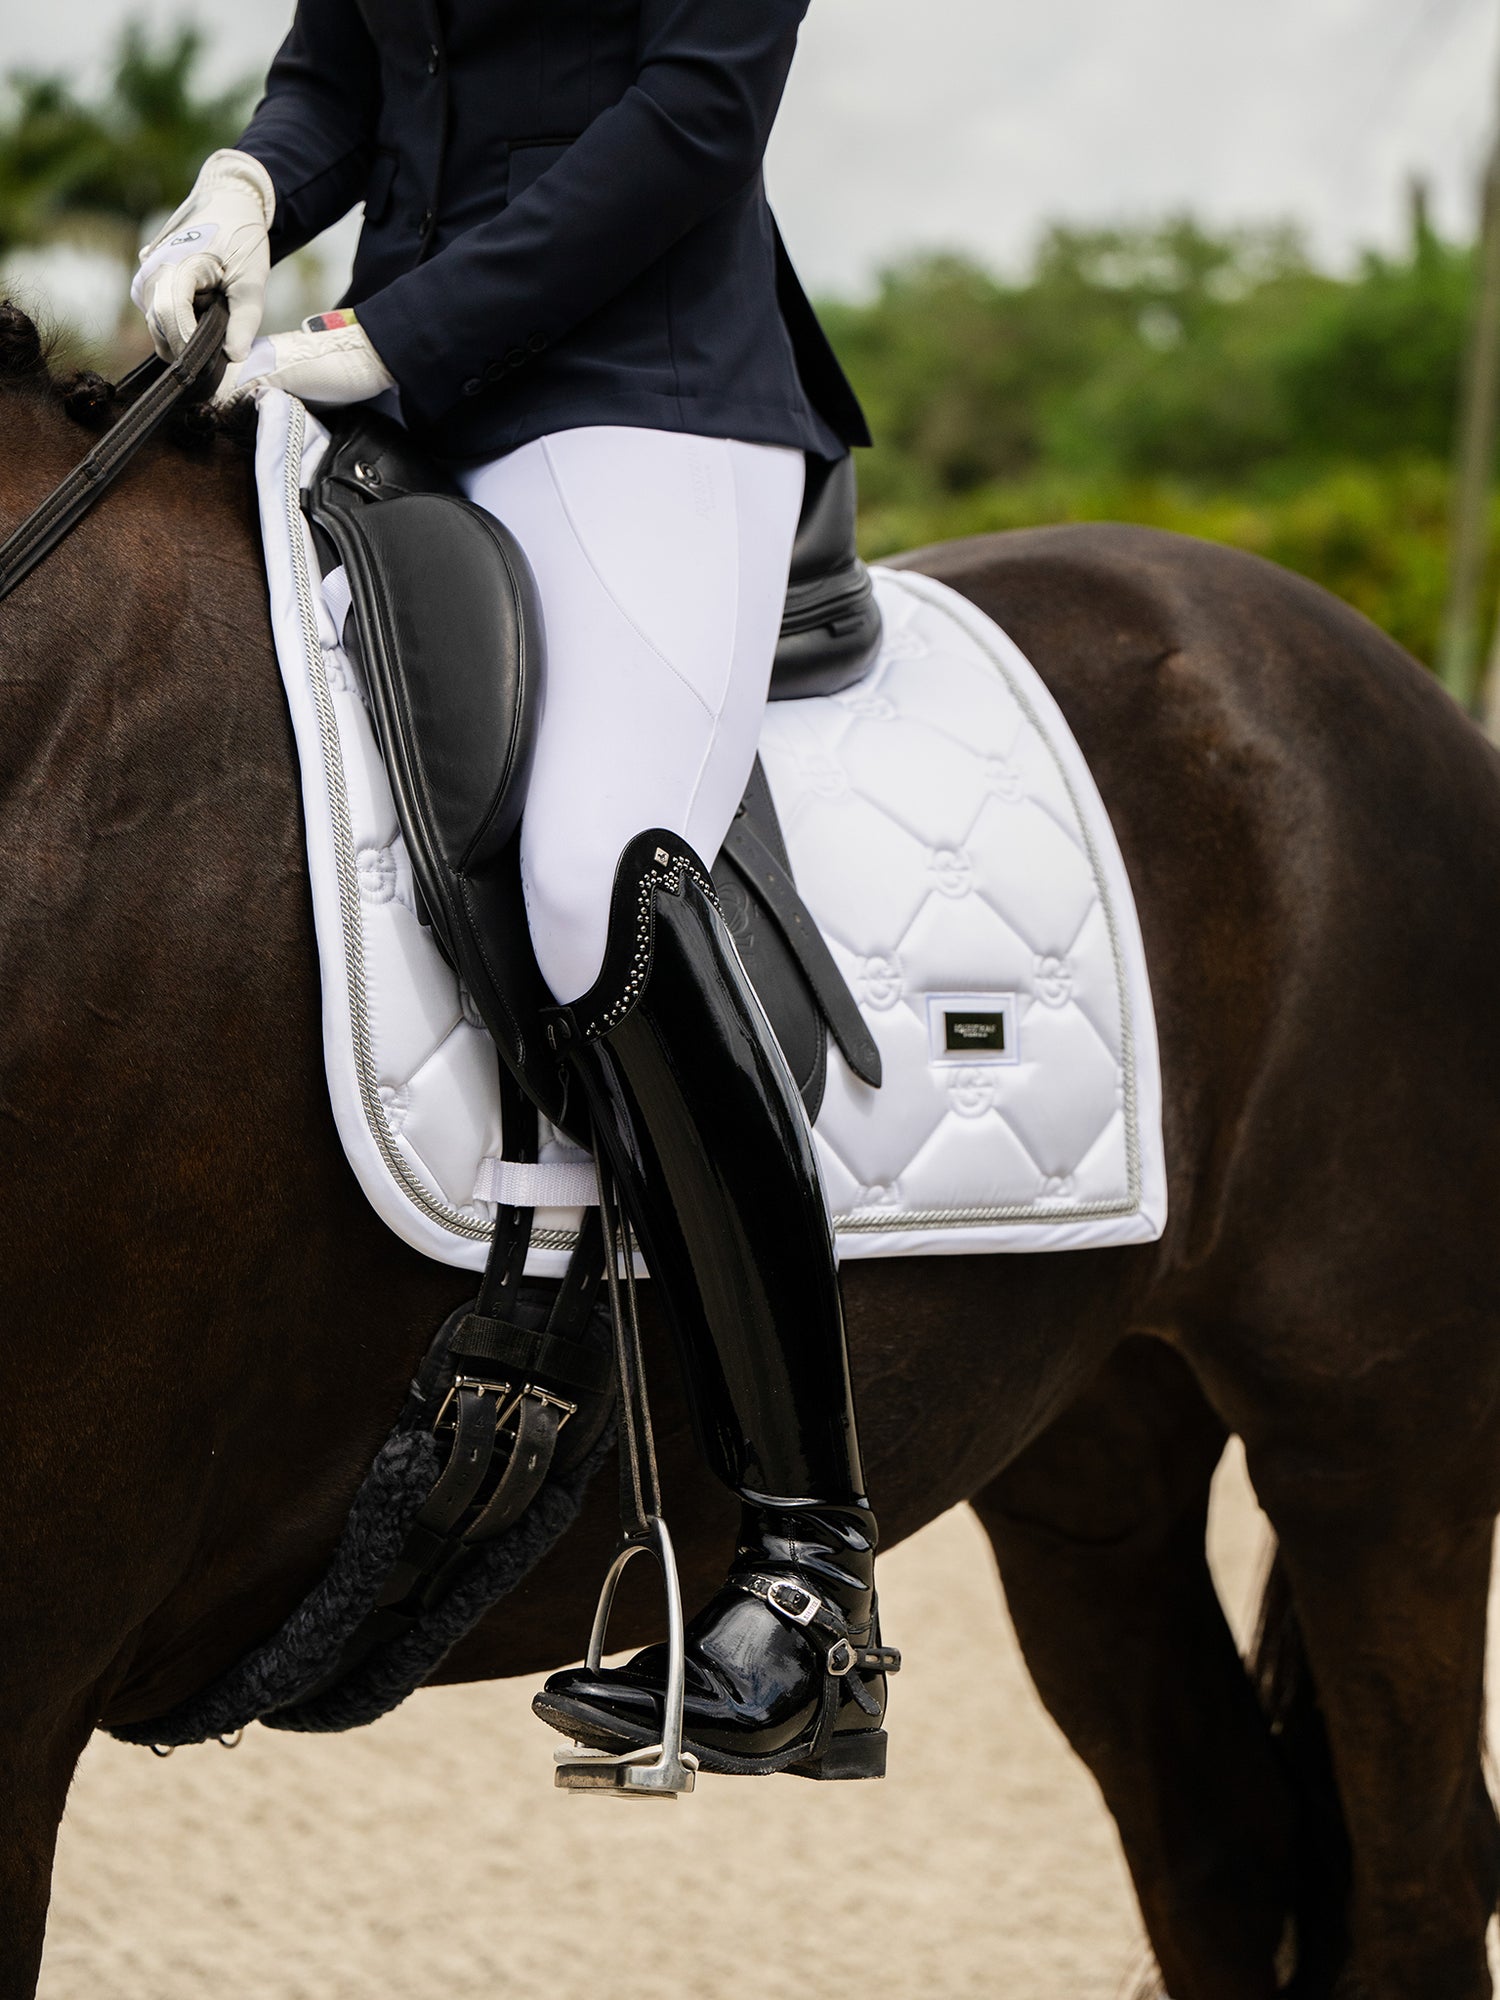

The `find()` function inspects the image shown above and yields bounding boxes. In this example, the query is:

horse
[3,295,1499,2000]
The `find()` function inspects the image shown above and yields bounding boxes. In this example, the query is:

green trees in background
[826,202,1478,664]
[0,24,249,333]
[0,19,1486,669]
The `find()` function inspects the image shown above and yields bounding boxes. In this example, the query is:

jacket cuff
[356,283,549,430]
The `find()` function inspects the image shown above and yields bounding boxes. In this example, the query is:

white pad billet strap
[473,1158,600,1208]
[322,563,353,641]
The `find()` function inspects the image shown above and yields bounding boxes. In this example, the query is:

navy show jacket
[236,0,870,464]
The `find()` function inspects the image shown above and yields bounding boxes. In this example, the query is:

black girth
[282,1077,618,1717]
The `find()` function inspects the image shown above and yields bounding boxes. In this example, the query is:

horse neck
[0,394,293,1061]
[0,401,271,800]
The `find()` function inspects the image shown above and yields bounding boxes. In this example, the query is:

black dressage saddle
[303,410,882,1134]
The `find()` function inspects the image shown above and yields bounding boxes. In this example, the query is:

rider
[132,0,889,1779]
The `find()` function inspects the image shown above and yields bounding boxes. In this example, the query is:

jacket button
[527,331,548,353]
[504,345,527,369]
[426,43,440,72]
[462,378,482,396]
[482,360,505,383]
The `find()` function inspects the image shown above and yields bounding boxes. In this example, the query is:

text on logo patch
[945,1011,1006,1053]
[925,992,1019,1067]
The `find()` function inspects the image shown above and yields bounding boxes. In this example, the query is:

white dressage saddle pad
[255,390,1166,1276]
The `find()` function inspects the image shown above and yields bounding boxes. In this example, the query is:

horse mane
[0,299,68,399]
[0,297,247,448]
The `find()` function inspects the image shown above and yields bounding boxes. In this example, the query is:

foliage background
[0,27,1483,670]
[833,205,1476,666]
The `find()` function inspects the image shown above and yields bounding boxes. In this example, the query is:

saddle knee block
[307,409,562,1115]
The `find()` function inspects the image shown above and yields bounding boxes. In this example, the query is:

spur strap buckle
[763,1577,822,1626]
[738,1574,858,1677]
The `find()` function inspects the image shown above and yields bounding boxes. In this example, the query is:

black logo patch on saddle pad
[927,994,1019,1065]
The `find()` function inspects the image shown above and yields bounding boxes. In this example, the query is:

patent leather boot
[540,1499,894,1777]
[531,832,897,1778]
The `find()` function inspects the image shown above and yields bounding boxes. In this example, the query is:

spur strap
[0,293,229,607]
[733,1569,902,1679]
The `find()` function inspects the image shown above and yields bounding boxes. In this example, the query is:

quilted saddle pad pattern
[257,392,1165,1275]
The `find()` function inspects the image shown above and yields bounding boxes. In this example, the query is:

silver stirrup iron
[553,1146,698,1797]
[552,1515,697,1796]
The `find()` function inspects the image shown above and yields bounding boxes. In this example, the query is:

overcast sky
[7,0,1500,292]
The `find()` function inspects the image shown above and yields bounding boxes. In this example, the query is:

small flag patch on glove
[215,314,396,407]
[302,309,360,334]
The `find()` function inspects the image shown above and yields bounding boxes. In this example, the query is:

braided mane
[0,298,241,446]
[0,300,58,393]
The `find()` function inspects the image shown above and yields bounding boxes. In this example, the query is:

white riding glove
[214,312,398,408]
[132,149,275,364]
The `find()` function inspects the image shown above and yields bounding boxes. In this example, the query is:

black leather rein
[0,294,229,607]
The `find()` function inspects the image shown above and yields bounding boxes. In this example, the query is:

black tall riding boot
[531,832,895,1779]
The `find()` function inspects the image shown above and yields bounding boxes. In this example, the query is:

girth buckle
[433,1376,578,1435]
[517,1384,580,1427]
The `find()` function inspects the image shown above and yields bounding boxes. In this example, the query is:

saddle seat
[311,415,881,699]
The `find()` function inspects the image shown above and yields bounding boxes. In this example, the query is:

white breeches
[460,426,805,1004]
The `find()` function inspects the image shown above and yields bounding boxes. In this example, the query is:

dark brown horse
[4,299,1500,2000]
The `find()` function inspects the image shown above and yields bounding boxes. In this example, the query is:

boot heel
[786,1729,887,1782]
